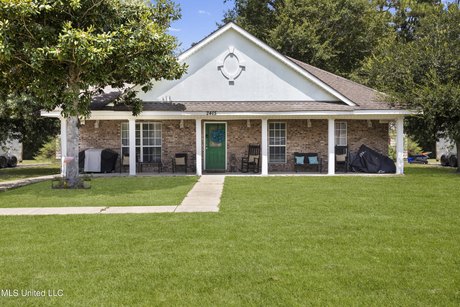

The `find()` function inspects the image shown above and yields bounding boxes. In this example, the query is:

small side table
[137,162,163,173]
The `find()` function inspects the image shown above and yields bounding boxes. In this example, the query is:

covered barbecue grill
[78,149,118,173]
[350,145,396,174]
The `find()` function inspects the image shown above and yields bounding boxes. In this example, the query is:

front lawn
[0,161,60,182]
[0,165,459,306]
[0,177,198,207]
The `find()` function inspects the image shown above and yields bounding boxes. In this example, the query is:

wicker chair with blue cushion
[294,152,322,173]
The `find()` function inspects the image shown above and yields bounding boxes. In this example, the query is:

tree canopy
[0,0,186,117]
[355,3,460,169]
[223,0,392,77]
[0,0,186,182]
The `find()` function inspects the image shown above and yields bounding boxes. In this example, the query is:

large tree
[374,0,443,42]
[355,3,460,171]
[223,0,281,43]
[0,0,186,184]
[223,0,391,77]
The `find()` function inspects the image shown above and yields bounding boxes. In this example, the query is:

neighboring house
[42,22,410,175]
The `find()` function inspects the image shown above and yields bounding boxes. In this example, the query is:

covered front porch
[59,113,406,177]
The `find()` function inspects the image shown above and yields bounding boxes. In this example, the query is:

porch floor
[88,171,399,177]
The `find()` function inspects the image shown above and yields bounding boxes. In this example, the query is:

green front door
[205,123,226,171]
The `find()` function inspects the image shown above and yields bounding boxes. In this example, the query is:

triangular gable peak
[137,23,356,106]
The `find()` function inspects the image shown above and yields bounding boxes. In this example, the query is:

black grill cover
[350,145,396,174]
[101,149,119,173]
[78,149,119,173]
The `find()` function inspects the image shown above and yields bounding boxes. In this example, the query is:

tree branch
[14,56,43,73]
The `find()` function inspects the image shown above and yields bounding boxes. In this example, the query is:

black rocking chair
[240,144,261,173]
[335,145,349,172]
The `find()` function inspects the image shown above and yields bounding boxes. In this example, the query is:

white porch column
[328,118,335,175]
[396,117,405,174]
[195,119,202,176]
[128,118,136,176]
[261,119,268,175]
[60,117,67,177]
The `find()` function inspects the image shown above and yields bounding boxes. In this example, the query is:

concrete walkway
[0,175,224,216]
[0,175,57,192]
[175,175,224,213]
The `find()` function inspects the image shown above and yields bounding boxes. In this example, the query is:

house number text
[206,111,217,116]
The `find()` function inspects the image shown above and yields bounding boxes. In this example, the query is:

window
[335,122,347,146]
[269,122,286,163]
[121,122,162,162]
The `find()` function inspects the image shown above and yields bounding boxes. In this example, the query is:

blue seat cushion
[295,156,304,165]
[308,156,319,165]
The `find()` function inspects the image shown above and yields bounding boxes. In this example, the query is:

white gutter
[41,109,415,120]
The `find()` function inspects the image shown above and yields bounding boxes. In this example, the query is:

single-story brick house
[43,22,410,176]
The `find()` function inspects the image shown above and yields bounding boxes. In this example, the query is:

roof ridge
[178,22,235,58]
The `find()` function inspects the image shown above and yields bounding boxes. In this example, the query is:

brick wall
[79,120,123,153]
[79,119,389,174]
[162,120,196,172]
[268,119,328,172]
[346,120,389,155]
[268,119,389,173]
[79,120,196,172]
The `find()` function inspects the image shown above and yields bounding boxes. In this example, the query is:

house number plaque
[206,111,217,116]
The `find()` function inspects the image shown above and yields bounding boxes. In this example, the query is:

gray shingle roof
[286,57,396,110]
[113,101,355,112]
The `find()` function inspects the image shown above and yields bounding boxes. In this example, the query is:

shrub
[34,136,58,161]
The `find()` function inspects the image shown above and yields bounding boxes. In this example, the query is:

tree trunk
[64,64,81,186]
[65,116,80,183]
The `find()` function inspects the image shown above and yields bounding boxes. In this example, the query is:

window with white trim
[121,122,162,162]
[269,122,286,163]
[335,122,347,146]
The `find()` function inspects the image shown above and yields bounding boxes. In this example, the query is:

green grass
[20,159,57,165]
[0,165,459,306]
[0,176,198,207]
[0,162,60,182]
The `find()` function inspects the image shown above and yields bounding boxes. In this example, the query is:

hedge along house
[42,22,410,176]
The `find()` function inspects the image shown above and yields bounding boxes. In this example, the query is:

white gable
[137,25,339,102]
